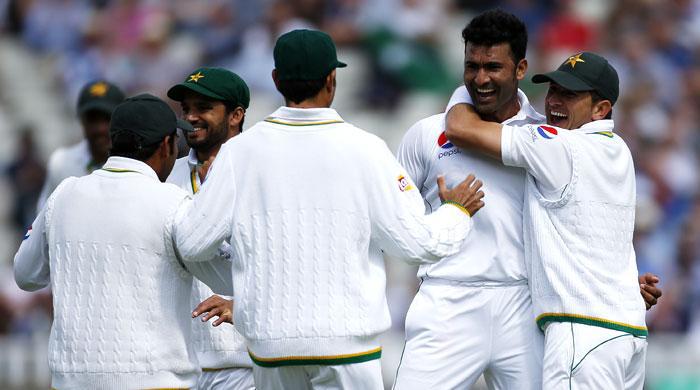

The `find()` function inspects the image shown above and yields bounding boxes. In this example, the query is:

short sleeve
[445,86,473,113]
[397,120,429,194]
[501,124,574,198]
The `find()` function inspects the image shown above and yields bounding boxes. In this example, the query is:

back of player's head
[462,9,528,64]
[272,29,346,104]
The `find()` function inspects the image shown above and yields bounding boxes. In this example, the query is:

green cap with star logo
[532,52,619,104]
[273,29,347,81]
[167,67,250,109]
[77,80,125,117]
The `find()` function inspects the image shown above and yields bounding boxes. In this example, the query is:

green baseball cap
[273,29,347,81]
[532,52,619,104]
[167,67,250,109]
[110,94,193,145]
[77,80,125,116]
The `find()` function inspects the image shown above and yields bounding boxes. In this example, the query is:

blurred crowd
[0,0,699,357]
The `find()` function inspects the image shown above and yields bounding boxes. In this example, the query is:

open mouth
[548,111,567,125]
[474,87,496,102]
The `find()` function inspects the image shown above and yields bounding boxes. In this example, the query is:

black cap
[167,67,250,109]
[77,80,126,116]
[273,29,347,81]
[110,94,193,146]
[532,52,619,104]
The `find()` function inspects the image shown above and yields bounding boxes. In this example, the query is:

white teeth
[477,88,495,93]
[550,111,567,118]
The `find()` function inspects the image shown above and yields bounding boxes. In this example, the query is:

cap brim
[79,101,118,116]
[532,70,594,92]
[167,83,227,102]
[336,60,347,68]
[176,118,194,132]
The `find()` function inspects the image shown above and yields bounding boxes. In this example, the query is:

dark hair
[276,76,327,104]
[110,131,175,161]
[590,91,613,119]
[462,9,528,63]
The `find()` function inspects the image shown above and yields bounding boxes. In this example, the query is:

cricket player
[166,67,254,389]
[173,29,485,389]
[394,9,661,389]
[14,94,233,389]
[445,51,647,389]
[37,80,125,209]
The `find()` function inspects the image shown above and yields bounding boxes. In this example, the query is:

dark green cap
[273,29,347,81]
[167,67,250,109]
[77,80,125,116]
[532,52,619,104]
[110,94,193,145]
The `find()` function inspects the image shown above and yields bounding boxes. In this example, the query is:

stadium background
[0,0,698,388]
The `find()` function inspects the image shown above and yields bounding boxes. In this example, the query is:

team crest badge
[397,175,414,192]
[89,82,108,97]
[437,131,454,149]
[536,125,558,139]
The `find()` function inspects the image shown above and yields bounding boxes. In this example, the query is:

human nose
[475,68,490,85]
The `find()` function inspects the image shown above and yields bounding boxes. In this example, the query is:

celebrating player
[394,9,661,389]
[173,29,485,389]
[166,67,254,389]
[14,94,233,389]
[445,51,648,389]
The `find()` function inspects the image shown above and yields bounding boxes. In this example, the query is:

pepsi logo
[537,125,558,139]
[437,131,454,149]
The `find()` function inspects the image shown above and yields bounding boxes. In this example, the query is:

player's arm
[173,145,236,263]
[14,202,50,291]
[444,103,503,159]
[192,295,234,326]
[370,140,484,265]
[639,273,662,310]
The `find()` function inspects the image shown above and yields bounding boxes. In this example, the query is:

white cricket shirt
[174,106,473,366]
[501,119,647,336]
[37,140,99,210]
[398,87,544,284]
[167,150,252,370]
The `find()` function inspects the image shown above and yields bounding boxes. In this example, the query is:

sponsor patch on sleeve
[536,125,559,139]
[397,175,415,192]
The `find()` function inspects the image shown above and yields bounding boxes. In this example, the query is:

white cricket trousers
[542,322,647,389]
[252,359,383,390]
[393,278,543,389]
[196,367,255,389]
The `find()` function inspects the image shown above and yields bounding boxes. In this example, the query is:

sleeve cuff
[500,124,517,167]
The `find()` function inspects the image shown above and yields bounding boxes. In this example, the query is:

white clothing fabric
[398,87,544,283]
[501,119,647,335]
[197,367,255,390]
[253,359,383,390]
[174,106,473,366]
[37,140,97,210]
[393,280,542,390]
[14,157,233,390]
[168,150,253,370]
[542,322,647,389]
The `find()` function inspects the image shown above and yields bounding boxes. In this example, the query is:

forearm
[445,103,503,159]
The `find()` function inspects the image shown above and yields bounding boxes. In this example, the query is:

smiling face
[545,83,598,129]
[180,90,235,153]
[463,42,527,122]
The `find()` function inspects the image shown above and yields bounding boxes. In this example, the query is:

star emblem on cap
[188,72,205,82]
[89,82,108,97]
[565,53,585,68]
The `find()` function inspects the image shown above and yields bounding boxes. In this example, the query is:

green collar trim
[536,313,648,337]
[100,167,137,173]
[264,118,344,127]
[249,347,381,368]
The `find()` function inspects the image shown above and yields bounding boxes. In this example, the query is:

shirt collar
[577,119,615,134]
[186,148,199,168]
[264,106,344,126]
[101,156,160,181]
[503,89,546,125]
